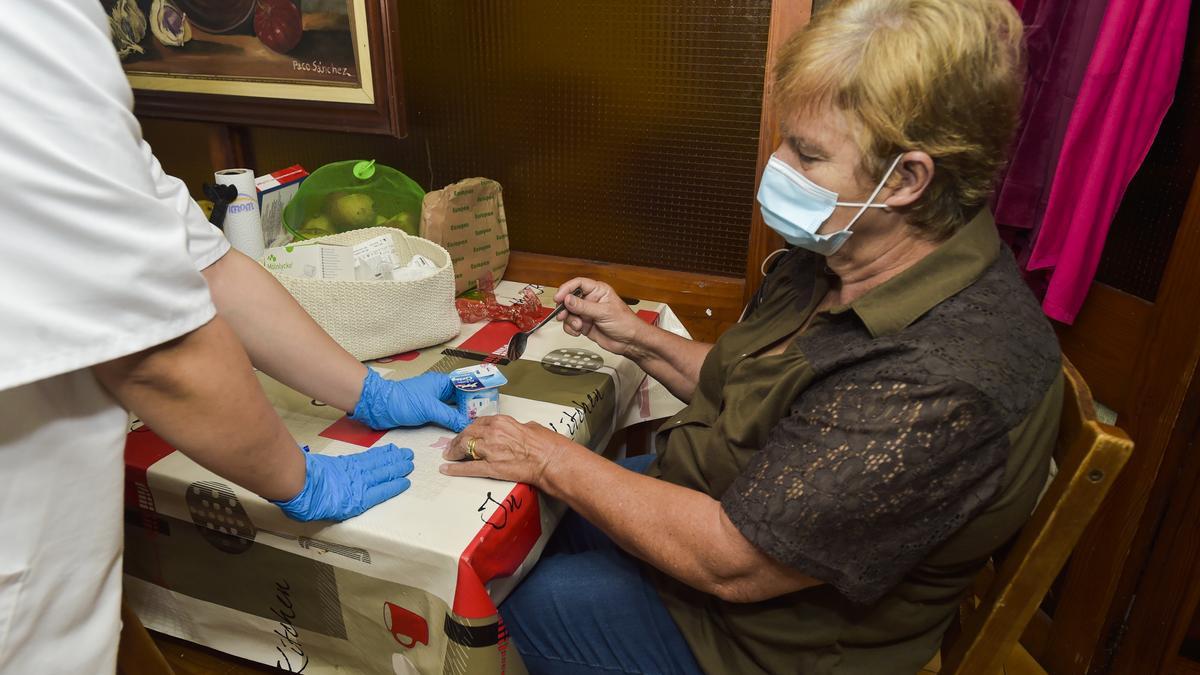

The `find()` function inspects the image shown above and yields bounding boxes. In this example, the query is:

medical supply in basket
[255,164,308,247]
[263,233,442,284]
[259,228,461,361]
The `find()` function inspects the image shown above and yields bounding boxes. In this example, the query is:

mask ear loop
[839,153,905,233]
[760,247,789,277]
[740,247,792,323]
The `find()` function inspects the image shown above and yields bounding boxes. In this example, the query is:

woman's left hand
[440,415,571,485]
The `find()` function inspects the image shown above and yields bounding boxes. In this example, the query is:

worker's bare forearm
[203,249,366,413]
[92,315,305,501]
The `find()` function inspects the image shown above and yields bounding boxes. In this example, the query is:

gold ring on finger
[466,437,481,461]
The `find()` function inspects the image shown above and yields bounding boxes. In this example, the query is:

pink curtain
[994,0,1108,247]
[1024,0,1190,323]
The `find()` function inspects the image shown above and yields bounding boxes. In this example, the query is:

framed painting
[105,0,406,137]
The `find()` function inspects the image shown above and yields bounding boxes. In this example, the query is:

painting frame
[126,0,406,137]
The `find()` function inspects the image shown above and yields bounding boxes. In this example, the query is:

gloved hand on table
[273,443,415,522]
[349,368,470,432]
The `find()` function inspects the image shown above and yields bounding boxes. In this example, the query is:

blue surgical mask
[756,154,903,256]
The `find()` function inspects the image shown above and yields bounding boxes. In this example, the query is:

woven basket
[263,227,461,361]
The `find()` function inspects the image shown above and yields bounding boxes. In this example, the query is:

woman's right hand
[554,278,646,357]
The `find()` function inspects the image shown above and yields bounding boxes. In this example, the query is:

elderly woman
[441,1,1060,673]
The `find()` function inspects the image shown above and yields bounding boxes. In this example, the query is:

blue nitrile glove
[349,368,470,432]
[272,444,415,522]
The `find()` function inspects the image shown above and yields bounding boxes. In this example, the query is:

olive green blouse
[647,210,1062,674]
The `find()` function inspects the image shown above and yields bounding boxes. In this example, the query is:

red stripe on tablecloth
[319,417,387,447]
[453,483,543,618]
[635,310,660,413]
[374,350,421,363]
[124,428,176,510]
[637,376,652,418]
[458,307,553,357]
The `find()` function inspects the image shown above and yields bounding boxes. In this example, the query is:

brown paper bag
[420,178,510,294]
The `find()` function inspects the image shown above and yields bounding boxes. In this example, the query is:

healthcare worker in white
[0,2,471,673]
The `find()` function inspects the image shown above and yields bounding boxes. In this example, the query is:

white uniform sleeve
[139,140,231,271]
[0,0,221,391]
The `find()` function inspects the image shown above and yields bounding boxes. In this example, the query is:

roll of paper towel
[215,168,265,259]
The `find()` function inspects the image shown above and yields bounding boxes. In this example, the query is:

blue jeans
[499,454,705,675]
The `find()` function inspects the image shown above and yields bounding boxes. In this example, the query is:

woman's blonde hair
[774,0,1025,239]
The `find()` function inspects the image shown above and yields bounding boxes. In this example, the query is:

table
[122,280,687,675]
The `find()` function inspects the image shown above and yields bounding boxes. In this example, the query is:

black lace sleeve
[721,371,1010,605]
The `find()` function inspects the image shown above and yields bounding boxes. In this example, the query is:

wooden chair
[116,601,175,675]
[937,357,1134,674]
[117,601,281,674]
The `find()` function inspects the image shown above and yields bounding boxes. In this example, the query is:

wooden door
[1034,5,1200,671]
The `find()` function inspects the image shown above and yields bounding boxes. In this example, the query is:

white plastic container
[450,364,508,419]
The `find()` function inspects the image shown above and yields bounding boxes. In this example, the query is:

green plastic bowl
[283,160,425,241]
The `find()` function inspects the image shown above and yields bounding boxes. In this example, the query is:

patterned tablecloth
[122,280,688,675]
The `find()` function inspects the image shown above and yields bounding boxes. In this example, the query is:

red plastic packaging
[454,273,543,330]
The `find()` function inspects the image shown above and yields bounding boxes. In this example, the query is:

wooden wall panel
[1109,414,1200,674]
[1046,151,1200,675]
[1055,284,1153,416]
[1024,11,1200,670]
[743,0,813,304]
[144,0,775,281]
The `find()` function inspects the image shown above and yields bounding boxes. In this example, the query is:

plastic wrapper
[454,273,543,330]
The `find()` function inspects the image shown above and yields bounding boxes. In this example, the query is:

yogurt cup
[450,364,508,420]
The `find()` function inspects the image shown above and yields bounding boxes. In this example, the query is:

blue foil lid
[450,364,508,391]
